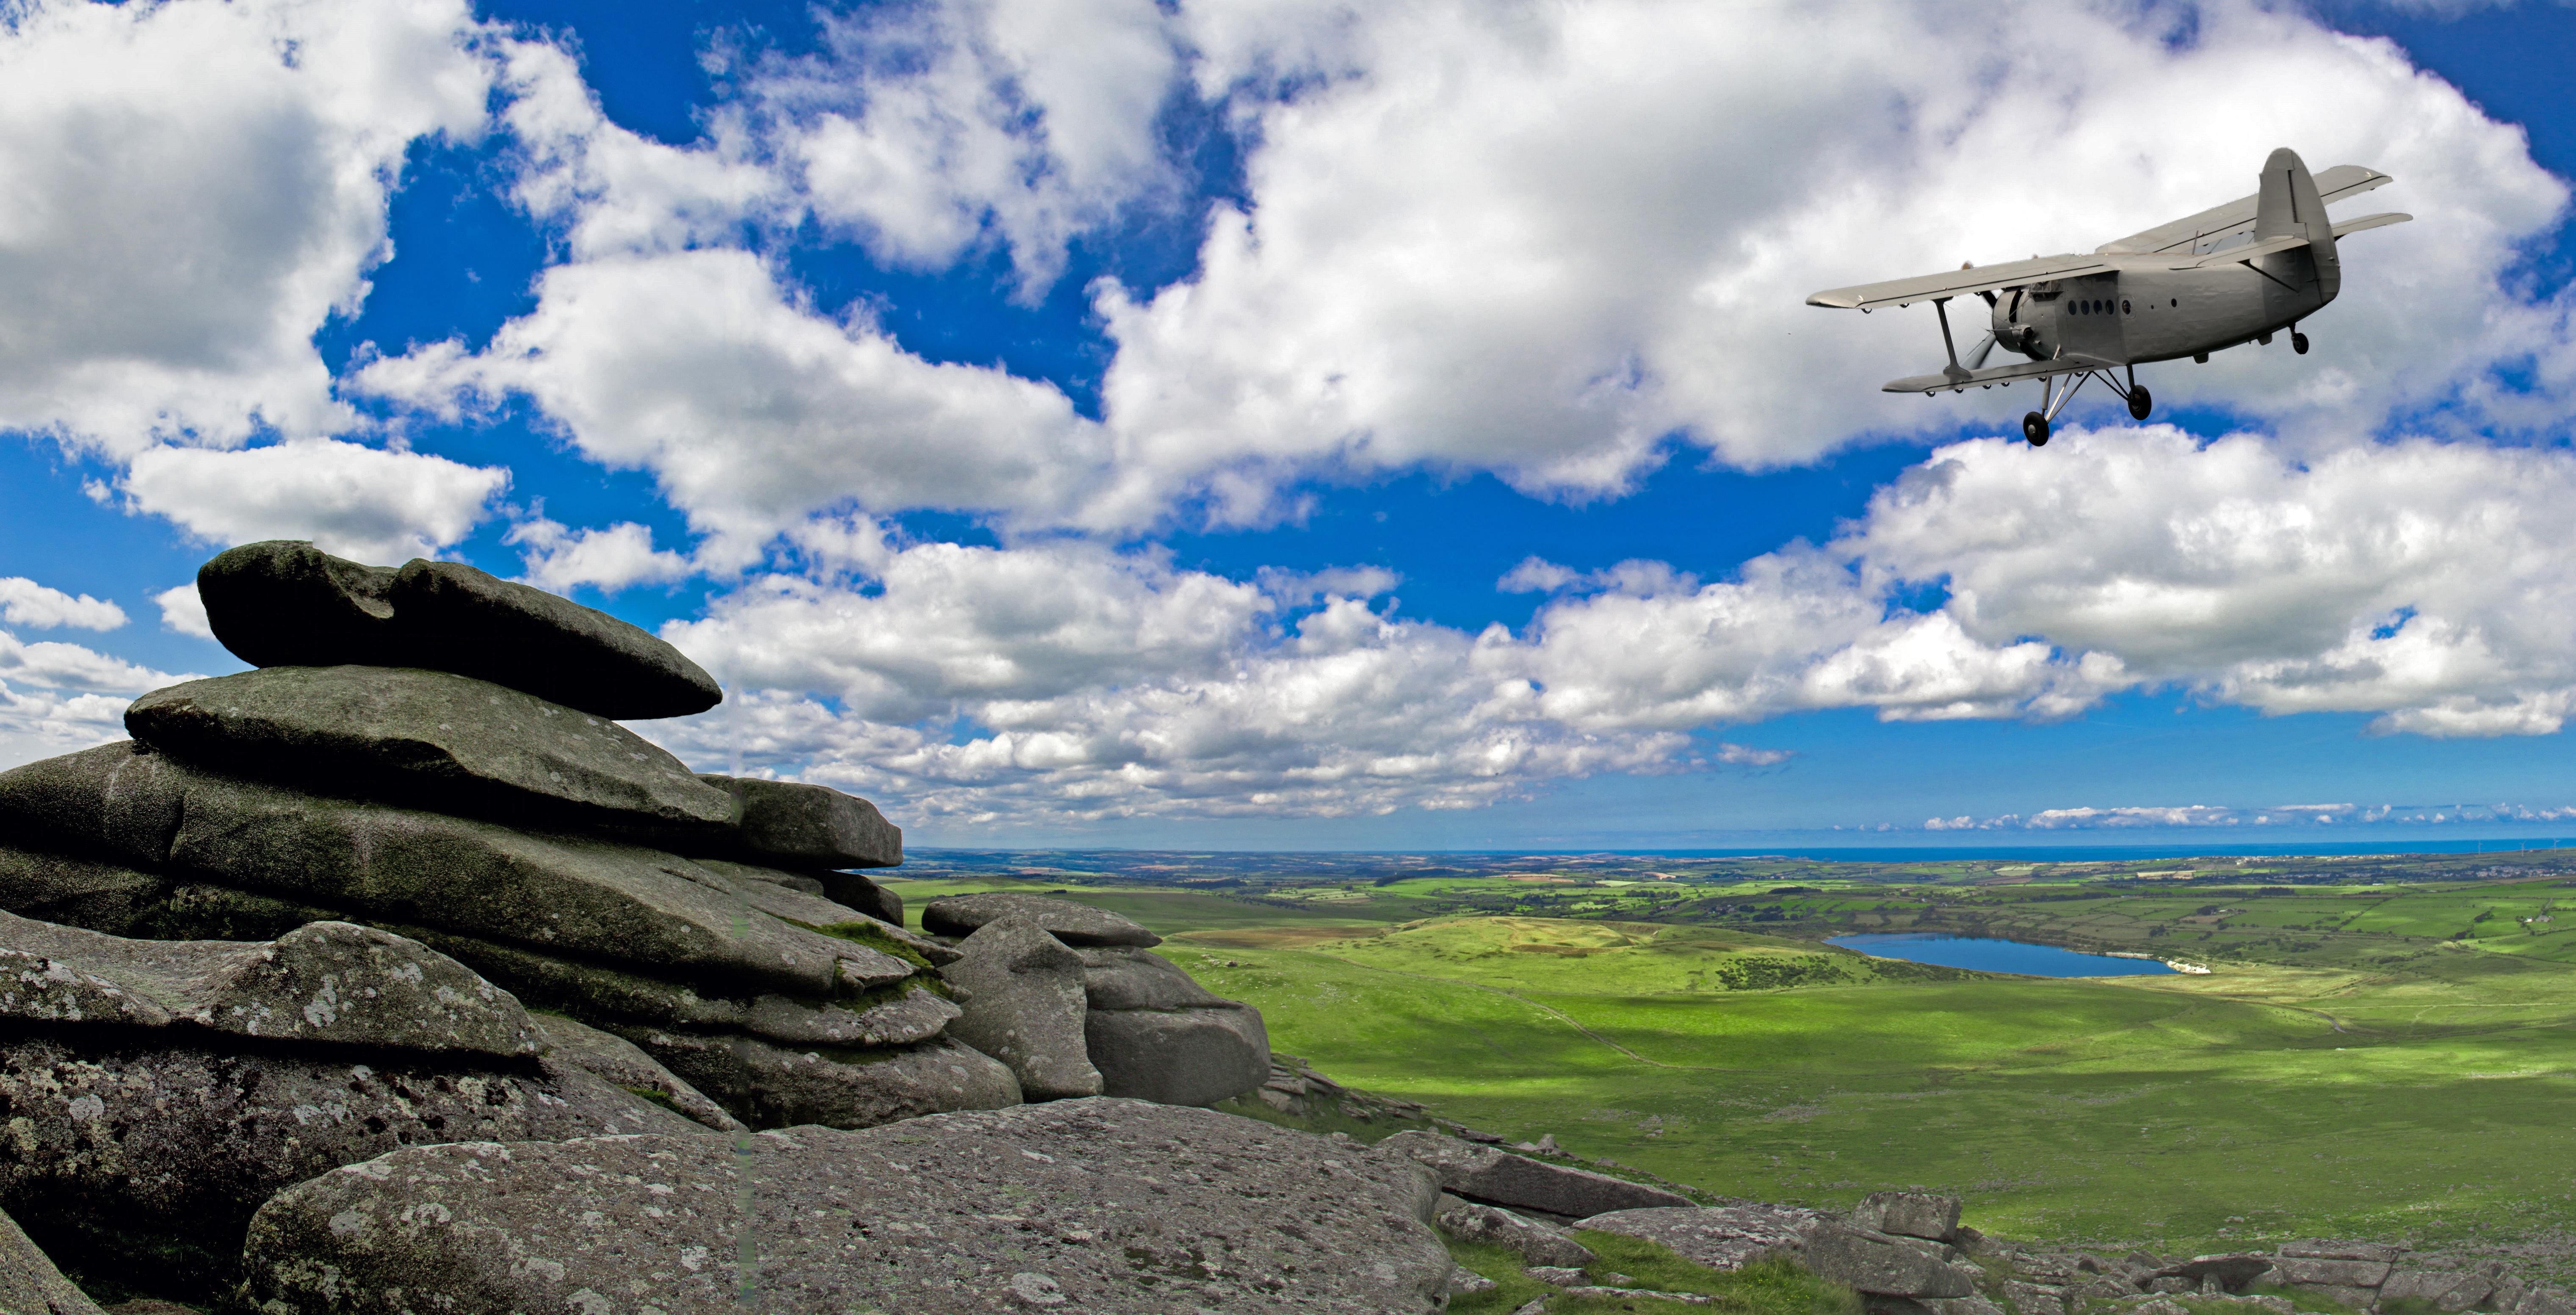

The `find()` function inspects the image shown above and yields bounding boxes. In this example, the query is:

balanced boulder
[240,1098,1455,1315]
[924,891,1161,946]
[940,914,1102,1099]
[195,542,721,720]
[127,666,738,832]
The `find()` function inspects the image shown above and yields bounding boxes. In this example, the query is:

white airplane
[1806,148,2410,446]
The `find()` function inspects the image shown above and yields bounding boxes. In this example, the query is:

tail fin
[2253,147,2339,301]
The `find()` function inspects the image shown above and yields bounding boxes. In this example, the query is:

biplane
[1805,148,2410,446]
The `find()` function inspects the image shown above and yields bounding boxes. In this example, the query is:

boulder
[923,891,1161,947]
[0,744,899,1000]
[127,667,737,832]
[1802,1221,1981,1298]
[0,1034,704,1301]
[1087,1003,1270,1107]
[529,1013,742,1132]
[695,775,901,868]
[1080,945,1231,1010]
[1436,1195,1595,1268]
[195,543,723,720]
[2517,1289,2576,1315]
[1853,1190,1962,1241]
[689,860,958,965]
[940,915,1101,1099]
[2160,1254,2275,1292]
[2383,1264,2509,1312]
[0,911,539,1058]
[0,1204,103,1315]
[821,871,904,926]
[195,541,401,670]
[2003,1281,2067,1315]
[1577,1204,1820,1270]
[618,1027,1022,1129]
[2281,1241,2405,1264]
[389,558,722,719]
[0,846,163,934]
[2269,1257,2394,1289]
[1374,1130,1693,1218]
[741,986,963,1048]
[240,1098,1455,1314]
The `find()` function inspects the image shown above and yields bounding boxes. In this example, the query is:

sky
[6,0,2576,850]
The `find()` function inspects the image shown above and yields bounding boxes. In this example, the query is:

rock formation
[0,543,1280,1309]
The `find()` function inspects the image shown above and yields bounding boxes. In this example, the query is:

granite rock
[1087,1002,1269,1107]
[696,774,901,868]
[239,1098,1453,1315]
[194,541,400,670]
[1853,1190,1962,1241]
[0,1034,702,1301]
[1802,1221,1981,1298]
[1080,945,1230,1011]
[619,1027,1022,1130]
[941,915,1101,1100]
[1374,1130,1692,1218]
[127,666,737,831]
[819,871,904,927]
[923,892,1161,947]
[1436,1195,1595,1268]
[0,846,163,935]
[529,1013,742,1132]
[0,1203,103,1315]
[0,911,539,1058]
[1577,1204,1820,1270]
[2269,1257,2394,1289]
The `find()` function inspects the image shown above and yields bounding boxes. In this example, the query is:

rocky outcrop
[926,891,1162,946]
[239,1099,1456,1314]
[1378,1129,1694,1219]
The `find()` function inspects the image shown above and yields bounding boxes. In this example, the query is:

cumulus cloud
[154,585,215,639]
[507,518,693,593]
[0,631,191,696]
[0,0,492,456]
[0,684,137,774]
[110,437,509,564]
[0,579,124,632]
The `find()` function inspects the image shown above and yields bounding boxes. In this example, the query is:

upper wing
[1805,253,2112,311]
[2096,164,2394,256]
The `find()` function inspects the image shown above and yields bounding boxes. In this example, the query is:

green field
[887,868,2576,1266]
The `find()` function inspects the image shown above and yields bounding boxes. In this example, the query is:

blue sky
[7,0,2576,849]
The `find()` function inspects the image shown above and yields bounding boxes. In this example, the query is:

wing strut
[1933,298,1969,384]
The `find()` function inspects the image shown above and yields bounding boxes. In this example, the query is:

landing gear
[2292,331,2310,355]
[2128,386,2153,422]
[2023,411,2051,447]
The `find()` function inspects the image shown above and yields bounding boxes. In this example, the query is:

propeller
[1966,332,1999,371]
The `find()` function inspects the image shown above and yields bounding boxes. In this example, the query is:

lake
[1827,933,2179,977]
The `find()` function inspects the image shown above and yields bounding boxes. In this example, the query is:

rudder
[2253,146,2339,301]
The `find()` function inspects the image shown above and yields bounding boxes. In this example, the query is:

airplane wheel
[2023,411,2050,447]
[2292,332,2310,355]
[2128,387,2153,422]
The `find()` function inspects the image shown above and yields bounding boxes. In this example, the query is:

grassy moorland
[876,861,2576,1264]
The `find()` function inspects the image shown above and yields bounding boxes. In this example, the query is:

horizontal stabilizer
[2330,211,2411,238]
[1882,354,2114,395]
[1808,253,2112,311]
[2097,163,2393,256]
[2173,232,2310,268]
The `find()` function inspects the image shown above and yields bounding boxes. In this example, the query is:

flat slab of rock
[622,1027,1021,1130]
[530,1013,742,1131]
[241,1098,1453,1314]
[1437,1195,1594,1268]
[1803,1221,1981,1298]
[0,743,906,1001]
[1376,1130,1692,1218]
[0,1034,704,1299]
[0,910,539,1058]
[1088,1002,1269,1107]
[196,542,721,720]
[1578,1204,1820,1270]
[696,775,901,868]
[128,667,737,831]
[924,892,1161,947]
[2270,1257,2394,1288]
[941,915,1102,1099]
[693,860,958,965]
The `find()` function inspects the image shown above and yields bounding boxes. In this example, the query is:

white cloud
[0,683,137,774]
[0,579,124,631]
[113,437,509,563]
[0,631,192,696]
[155,585,215,639]
[0,0,492,456]
[507,518,693,593]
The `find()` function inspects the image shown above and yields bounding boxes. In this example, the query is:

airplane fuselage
[1990,247,2333,367]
